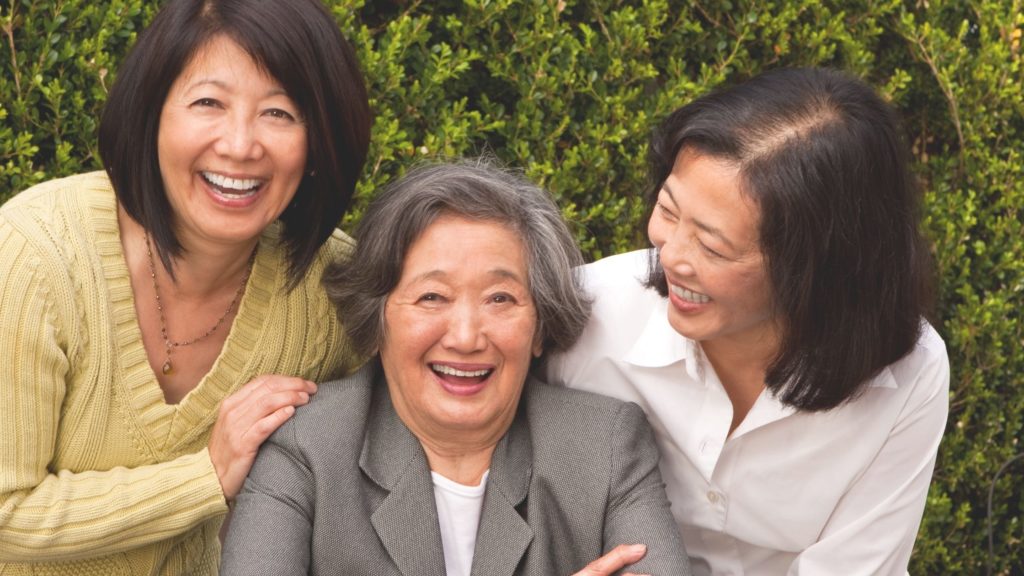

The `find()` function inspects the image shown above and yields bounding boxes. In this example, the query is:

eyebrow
[661,182,738,252]
[409,267,527,285]
[185,78,289,99]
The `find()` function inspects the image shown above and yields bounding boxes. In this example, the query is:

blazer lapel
[361,376,446,576]
[469,397,534,576]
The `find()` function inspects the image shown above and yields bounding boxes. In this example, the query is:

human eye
[656,201,678,222]
[264,107,299,122]
[490,292,518,305]
[698,240,726,259]
[190,97,222,108]
[416,292,446,305]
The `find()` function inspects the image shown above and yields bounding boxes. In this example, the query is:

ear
[532,338,543,358]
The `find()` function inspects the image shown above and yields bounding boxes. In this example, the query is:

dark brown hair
[98,0,371,284]
[647,67,934,411]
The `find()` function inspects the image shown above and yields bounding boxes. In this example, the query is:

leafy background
[2,0,1021,572]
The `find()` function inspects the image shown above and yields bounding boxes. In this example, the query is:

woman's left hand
[208,374,317,501]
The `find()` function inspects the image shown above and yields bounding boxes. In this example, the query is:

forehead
[667,149,761,245]
[401,214,528,280]
[173,34,276,88]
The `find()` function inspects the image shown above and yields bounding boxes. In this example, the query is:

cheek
[288,146,308,176]
[388,308,458,362]
[156,129,175,173]
[497,315,541,363]
[282,132,309,177]
[728,268,772,312]
[647,214,665,247]
[156,106,190,163]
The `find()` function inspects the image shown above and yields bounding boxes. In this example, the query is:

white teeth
[670,284,711,304]
[431,364,491,378]
[202,171,263,192]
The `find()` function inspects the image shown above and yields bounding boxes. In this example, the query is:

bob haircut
[324,160,592,358]
[98,0,371,285]
[646,67,934,411]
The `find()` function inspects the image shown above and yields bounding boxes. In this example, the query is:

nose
[440,301,487,354]
[658,230,697,278]
[213,112,265,161]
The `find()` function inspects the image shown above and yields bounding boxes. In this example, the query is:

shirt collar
[732,387,798,438]
[622,296,705,383]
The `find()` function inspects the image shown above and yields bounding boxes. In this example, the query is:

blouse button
[707,490,720,504]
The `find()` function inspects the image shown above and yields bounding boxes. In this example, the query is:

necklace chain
[144,232,256,376]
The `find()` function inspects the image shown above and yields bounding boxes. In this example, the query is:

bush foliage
[2,0,1021,572]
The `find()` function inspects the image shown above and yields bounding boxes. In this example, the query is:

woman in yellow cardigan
[0,0,370,573]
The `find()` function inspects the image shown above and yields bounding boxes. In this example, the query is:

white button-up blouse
[546,250,949,576]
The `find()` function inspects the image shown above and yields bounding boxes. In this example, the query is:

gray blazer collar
[359,362,536,576]
[467,388,534,576]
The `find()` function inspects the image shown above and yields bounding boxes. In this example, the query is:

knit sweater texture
[0,172,362,574]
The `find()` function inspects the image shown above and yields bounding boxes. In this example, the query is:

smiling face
[157,34,307,251]
[647,148,778,356]
[380,214,541,449]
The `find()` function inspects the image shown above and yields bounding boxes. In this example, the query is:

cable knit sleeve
[0,210,227,562]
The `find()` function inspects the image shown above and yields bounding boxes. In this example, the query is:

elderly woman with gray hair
[220,161,690,576]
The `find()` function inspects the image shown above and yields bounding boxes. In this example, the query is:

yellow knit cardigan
[0,172,362,574]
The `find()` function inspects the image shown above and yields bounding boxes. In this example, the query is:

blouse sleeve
[787,342,950,575]
[0,217,226,561]
[602,401,693,575]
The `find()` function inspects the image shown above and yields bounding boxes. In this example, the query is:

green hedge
[2,0,1021,572]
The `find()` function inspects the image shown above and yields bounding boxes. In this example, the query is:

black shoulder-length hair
[646,67,934,411]
[98,0,371,285]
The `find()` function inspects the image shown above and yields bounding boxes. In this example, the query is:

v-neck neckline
[89,183,282,455]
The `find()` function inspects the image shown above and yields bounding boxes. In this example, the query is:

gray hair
[324,159,592,357]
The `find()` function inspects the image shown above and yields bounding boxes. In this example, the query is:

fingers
[208,375,317,501]
[223,376,315,447]
[572,544,647,576]
[221,374,316,411]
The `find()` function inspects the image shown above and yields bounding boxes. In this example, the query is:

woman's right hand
[572,544,649,576]
[208,375,317,501]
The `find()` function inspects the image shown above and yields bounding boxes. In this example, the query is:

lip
[198,170,266,209]
[430,361,494,397]
[664,275,711,314]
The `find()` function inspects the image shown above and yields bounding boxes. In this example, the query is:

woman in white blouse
[547,67,949,575]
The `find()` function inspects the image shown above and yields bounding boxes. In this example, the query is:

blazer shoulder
[527,377,631,410]
[286,362,378,442]
[522,380,647,445]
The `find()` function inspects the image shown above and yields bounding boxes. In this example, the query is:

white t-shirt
[546,249,949,576]
[432,470,489,576]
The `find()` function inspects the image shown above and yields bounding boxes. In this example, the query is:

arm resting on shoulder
[602,402,692,576]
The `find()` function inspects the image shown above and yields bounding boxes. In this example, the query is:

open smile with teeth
[670,284,711,304]
[202,171,264,196]
[431,364,493,379]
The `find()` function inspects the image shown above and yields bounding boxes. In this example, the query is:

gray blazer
[221,360,690,575]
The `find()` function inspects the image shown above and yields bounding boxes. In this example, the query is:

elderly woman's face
[380,213,541,445]
[157,34,307,249]
[647,148,776,352]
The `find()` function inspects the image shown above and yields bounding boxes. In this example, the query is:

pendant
[162,360,173,375]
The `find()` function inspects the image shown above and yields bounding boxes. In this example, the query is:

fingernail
[629,544,647,555]
[308,381,318,392]
[299,392,310,402]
